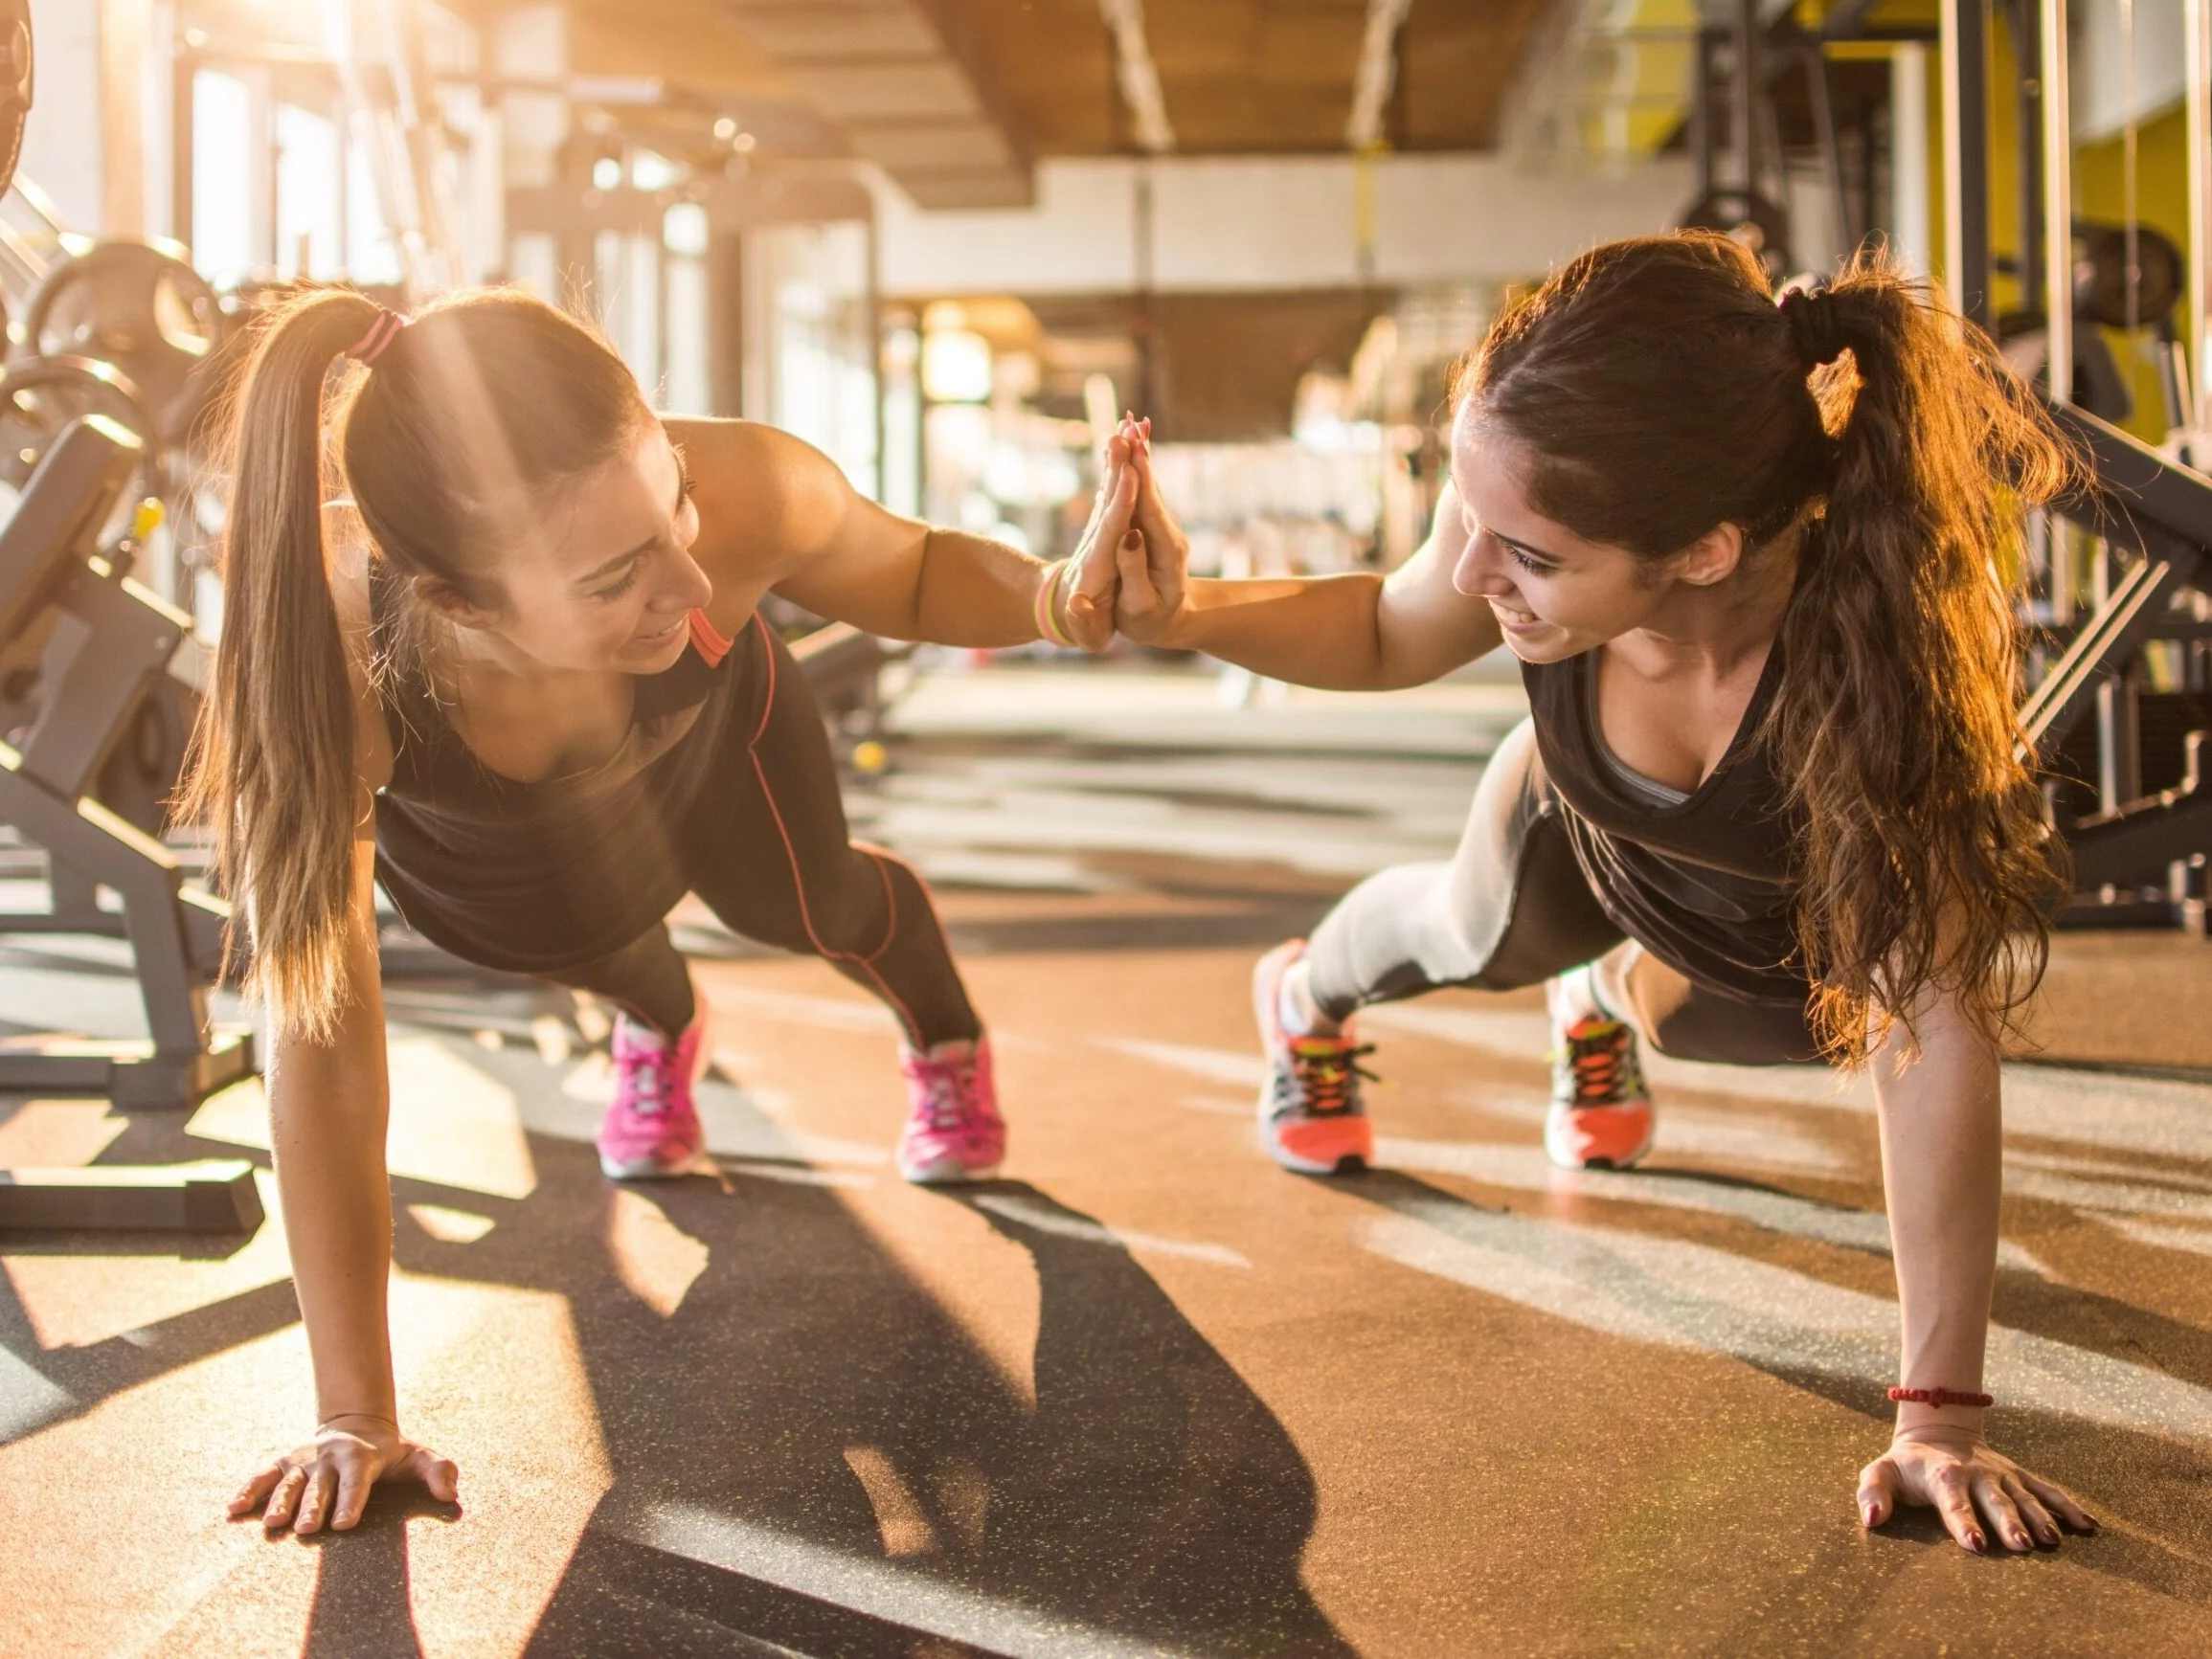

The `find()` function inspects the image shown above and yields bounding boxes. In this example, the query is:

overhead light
[921,329,993,404]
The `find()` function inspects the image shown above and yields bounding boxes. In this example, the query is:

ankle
[1279,961,1342,1039]
[1546,965,1606,1032]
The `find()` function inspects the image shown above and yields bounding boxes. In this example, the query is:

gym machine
[0,415,260,1230]
[1942,0,2212,932]
[0,10,260,1232]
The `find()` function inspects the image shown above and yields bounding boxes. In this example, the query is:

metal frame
[1941,0,2212,928]
[1942,0,1993,329]
[0,416,257,1232]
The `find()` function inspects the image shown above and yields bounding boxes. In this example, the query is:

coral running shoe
[897,1038,1005,1184]
[597,1011,708,1179]
[1253,940,1377,1175]
[1546,1016,1655,1171]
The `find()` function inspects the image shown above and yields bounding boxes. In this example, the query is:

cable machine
[1954,0,2212,933]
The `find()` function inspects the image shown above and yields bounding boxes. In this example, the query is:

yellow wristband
[1034,559,1078,648]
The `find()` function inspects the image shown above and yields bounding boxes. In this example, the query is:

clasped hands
[1047,415,1188,652]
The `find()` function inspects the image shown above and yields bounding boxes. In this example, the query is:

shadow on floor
[2,1095,1348,1656]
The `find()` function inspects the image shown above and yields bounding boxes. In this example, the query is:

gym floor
[4,659,2212,1657]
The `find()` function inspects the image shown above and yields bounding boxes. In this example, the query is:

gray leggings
[1305,721,1819,1065]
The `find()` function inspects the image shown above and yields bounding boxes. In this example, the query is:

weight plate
[0,0,31,203]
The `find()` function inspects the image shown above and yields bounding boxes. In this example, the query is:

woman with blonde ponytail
[184,287,1140,1535]
[1105,233,2098,1553]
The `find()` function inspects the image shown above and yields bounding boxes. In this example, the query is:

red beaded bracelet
[1888,1386,1994,1408]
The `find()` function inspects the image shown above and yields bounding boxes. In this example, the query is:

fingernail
[1121,530,1141,549]
[1968,1531,1986,1554]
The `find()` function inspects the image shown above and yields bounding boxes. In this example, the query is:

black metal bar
[2069,734,2212,886]
[1945,0,1994,328]
[1820,0,1889,38]
[2012,0,2045,315]
[1691,29,1718,200]
[1797,44,1858,257]
[2019,554,2188,759]
[1733,0,1759,198]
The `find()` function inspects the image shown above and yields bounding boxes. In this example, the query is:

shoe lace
[1289,1038,1378,1115]
[615,1041,671,1115]
[909,1054,979,1133]
[1562,1020,1634,1107]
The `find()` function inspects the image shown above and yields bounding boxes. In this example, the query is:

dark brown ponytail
[1462,233,2071,1061]
[179,287,651,1041]
[178,291,385,1042]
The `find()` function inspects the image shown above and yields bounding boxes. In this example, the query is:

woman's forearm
[1163,573,1405,688]
[909,527,1059,648]
[268,889,399,1424]
[1871,997,2004,1439]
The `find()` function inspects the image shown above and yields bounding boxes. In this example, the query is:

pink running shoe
[596,1012,708,1179]
[896,1037,1005,1184]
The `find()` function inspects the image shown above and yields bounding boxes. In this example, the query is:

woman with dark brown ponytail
[184,287,1136,1535]
[1107,233,2098,1554]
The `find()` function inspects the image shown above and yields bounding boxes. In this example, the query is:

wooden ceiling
[553,1,1559,158]
[968,0,1557,155]
[898,0,1556,157]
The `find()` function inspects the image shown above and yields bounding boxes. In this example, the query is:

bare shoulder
[666,417,852,571]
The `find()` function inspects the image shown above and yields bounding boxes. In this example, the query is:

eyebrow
[576,450,690,584]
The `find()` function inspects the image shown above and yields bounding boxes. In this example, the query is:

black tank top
[1522,641,1806,1004]
[368,561,764,974]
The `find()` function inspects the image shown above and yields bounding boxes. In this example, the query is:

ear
[408,571,498,630]
[1671,522,1746,588]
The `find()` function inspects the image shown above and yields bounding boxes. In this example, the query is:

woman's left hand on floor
[1858,1426,2097,1552]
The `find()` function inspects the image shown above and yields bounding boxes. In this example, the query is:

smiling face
[1449,402,1744,663]
[434,423,713,676]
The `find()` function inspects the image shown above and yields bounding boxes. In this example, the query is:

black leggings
[549,640,978,1049]
[1304,720,1819,1065]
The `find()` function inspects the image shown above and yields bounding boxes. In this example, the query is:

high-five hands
[1106,415,1193,646]
[1050,411,1186,650]
[1051,425,1148,652]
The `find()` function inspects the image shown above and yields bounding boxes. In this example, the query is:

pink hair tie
[345,309,405,366]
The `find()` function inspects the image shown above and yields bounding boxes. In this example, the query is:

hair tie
[1778,286,1848,369]
[345,309,406,367]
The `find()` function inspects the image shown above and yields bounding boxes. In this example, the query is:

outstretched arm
[1112,437,1502,690]
[706,420,1140,651]
[230,546,457,1534]
[1857,985,2096,1552]
[228,831,460,1535]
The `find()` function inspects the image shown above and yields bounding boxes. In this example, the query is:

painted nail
[1968,1531,1986,1554]
[1121,530,1141,549]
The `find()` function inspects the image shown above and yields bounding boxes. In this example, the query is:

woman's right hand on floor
[1859,1426,2095,1553]
[230,1415,460,1535]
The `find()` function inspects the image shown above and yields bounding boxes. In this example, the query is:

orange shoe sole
[1544,1101,1654,1171]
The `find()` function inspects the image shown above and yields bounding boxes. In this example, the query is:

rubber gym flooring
[4,659,2212,1656]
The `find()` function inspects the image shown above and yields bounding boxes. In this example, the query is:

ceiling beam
[716,1,1034,207]
[1098,0,1175,153]
[1346,0,1412,150]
